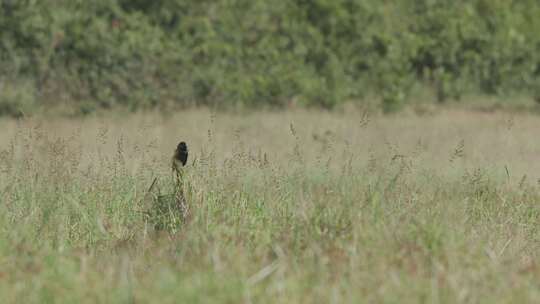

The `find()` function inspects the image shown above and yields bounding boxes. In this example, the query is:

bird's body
[172,142,188,173]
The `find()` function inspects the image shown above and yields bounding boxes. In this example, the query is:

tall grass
[0,109,538,303]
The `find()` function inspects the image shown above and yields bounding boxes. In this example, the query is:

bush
[0,80,37,118]
[1,0,540,115]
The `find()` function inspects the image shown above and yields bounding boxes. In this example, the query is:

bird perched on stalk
[172,141,188,176]
[171,141,190,221]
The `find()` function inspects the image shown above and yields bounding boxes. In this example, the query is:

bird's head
[177,141,188,152]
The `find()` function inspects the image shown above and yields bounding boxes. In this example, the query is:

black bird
[172,141,188,171]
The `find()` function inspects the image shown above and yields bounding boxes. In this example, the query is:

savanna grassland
[0,108,538,303]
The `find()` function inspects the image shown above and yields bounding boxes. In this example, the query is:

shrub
[1,0,540,115]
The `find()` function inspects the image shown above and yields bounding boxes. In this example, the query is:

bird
[171,141,188,181]
[171,142,189,219]
[172,141,188,174]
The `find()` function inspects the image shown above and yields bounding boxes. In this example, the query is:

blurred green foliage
[1,0,540,115]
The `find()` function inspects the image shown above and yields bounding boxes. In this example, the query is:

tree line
[1,0,540,116]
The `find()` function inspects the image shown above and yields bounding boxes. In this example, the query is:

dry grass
[0,108,538,303]
[2,108,539,177]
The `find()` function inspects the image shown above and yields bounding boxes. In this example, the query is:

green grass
[0,109,538,303]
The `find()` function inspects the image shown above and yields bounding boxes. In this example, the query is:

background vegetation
[2,0,540,116]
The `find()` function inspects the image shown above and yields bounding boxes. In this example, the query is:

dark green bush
[1,0,540,115]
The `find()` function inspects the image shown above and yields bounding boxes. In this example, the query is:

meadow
[0,108,538,303]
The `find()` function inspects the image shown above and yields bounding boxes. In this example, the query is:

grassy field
[0,108,538,303]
